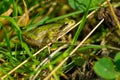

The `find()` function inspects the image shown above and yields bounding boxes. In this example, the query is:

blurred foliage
[0,0,11,14]
[0,0,120,79]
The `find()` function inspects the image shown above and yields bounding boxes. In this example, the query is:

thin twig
[106,0,120,29]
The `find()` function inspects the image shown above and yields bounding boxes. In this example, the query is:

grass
[0,0,120,79]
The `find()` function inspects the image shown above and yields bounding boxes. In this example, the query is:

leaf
[17,0,29,27]
[114,52,120,72]
[68,0,88,10]
[68,0,105,10]
[93,57,116,79]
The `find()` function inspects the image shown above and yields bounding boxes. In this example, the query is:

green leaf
[94,57,116,79]
[68,0,88,10]
[114,52,120,62]
[114,52,120,72]
[68,0,105,10]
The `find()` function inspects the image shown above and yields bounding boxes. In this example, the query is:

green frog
[23,18,75,47]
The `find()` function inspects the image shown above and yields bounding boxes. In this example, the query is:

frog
[23,18,75,47]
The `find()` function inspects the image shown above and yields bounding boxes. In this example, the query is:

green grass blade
[3,27,11,54]
[0,16,22,40]
[0,16,32,57]
[65,0,92,56]
[72,1,91,44]
[22,42,32,57]
[45,7,99,24]
[11,0,18,20]
[26,16,49,32]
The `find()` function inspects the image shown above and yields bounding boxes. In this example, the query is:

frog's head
[59,18,75,31]
[58,18,75,29]
[60,18,75,26]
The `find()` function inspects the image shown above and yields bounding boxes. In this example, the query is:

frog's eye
[64,22,69,26]
[61,22,69,28]
[59,22,68,30]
